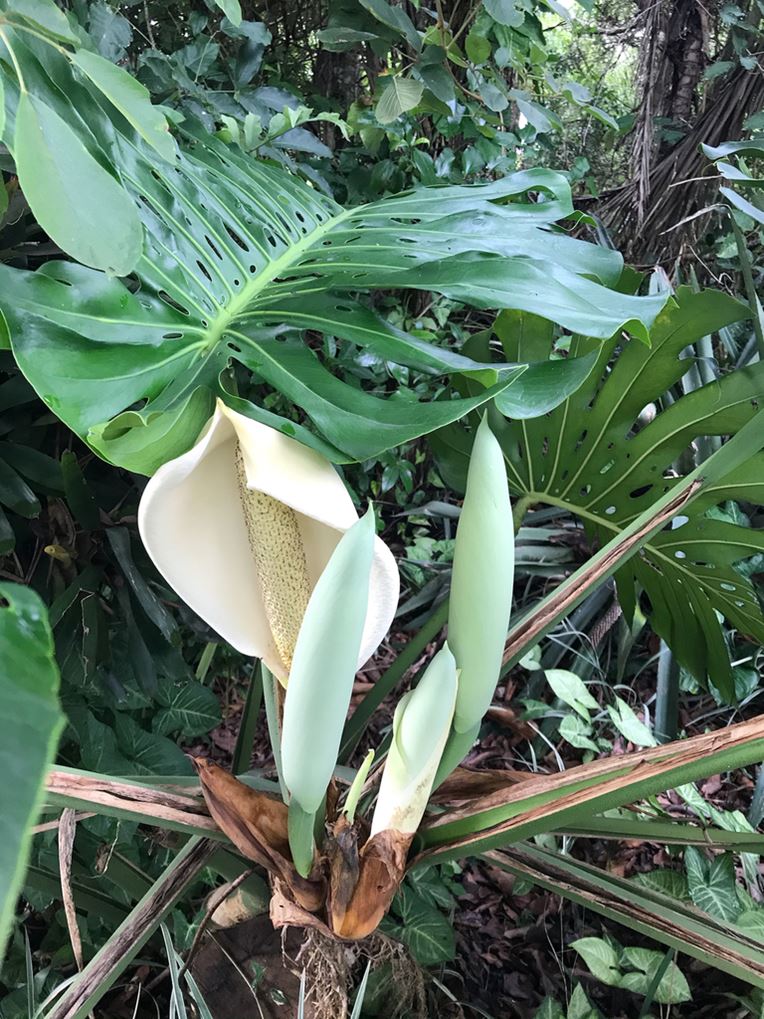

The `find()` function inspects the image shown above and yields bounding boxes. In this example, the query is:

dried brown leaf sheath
[194,760,412,940]
[330,830,412,940]
[326,815,361,934]
[193,758,325,912]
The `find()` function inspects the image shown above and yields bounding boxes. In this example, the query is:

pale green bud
[282,506,376,815]
[448,415,514,734]
[371,644,458,835]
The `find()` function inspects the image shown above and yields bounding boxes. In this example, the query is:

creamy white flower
[138,400,399,683]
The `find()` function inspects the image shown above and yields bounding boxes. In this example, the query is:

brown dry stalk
[416,713,764,861]
[58,809,84,972]
[46,839,217,1019]
[33,811,95,834]
[47,771,205,811]
[489,847,764,981]
[46,770,219,832]
[502,479,703,664]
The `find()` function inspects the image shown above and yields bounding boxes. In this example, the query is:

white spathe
[138,400,399,681]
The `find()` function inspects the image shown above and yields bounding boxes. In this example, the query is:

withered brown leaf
[193,758,325,912]
[331,829,412,940]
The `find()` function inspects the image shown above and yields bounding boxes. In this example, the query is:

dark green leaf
[106,527,178,643]
[61,450,100,530]
[154,681,222,738]
[396,886,455,965]
[0,583,64,954]
[0,456,40,517]
[114,714,193,775]
[0,442,63,491]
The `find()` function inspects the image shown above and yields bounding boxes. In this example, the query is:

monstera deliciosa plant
[7,3,764,1012]
[0,0,666,477]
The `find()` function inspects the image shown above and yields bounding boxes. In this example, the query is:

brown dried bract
[270,878,335,938]
[325,815,361,933]
[193,758,325,912]
[331,829,413,941]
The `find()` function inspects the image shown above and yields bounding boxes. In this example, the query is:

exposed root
[286,926,428,1019]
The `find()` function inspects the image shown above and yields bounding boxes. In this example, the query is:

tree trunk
[595,0,764,266]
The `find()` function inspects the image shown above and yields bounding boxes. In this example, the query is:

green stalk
[655,640,679,742]
[262,664,288,802]
[287,800,316,878]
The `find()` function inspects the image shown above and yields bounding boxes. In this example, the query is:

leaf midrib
[205,205,356,350]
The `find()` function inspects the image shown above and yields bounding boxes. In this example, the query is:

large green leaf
[0,72,665,471]
[433,288,763,695]
[13,91,143,275]
[0,582,64,954]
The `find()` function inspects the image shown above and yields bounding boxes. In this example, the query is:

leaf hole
[205,235,224,260]
[162,331,184,340]
[720,582,737,592]
[604,505,616,515]
[228,342,242,353]
[629,484,652,499]
[196,261,213,282]
[224,224,250,251]
[158,291,190,315]
[674,550,687,559]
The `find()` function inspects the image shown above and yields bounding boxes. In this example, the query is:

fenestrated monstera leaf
[0,38,665,473]
[433,288,764,698]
